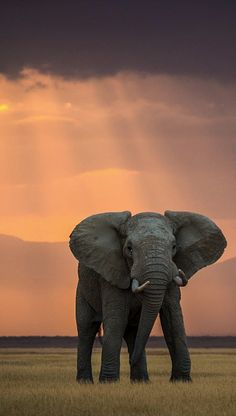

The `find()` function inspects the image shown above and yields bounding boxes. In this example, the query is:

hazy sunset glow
[1,69,235,251]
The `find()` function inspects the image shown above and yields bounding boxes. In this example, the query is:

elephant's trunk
[131,267,169,367]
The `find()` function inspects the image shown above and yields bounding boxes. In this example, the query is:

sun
[0,103,9,112]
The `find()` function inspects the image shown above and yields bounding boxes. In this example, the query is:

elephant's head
[69,210,226,366]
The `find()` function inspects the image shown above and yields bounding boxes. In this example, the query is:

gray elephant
[69,211,226,383]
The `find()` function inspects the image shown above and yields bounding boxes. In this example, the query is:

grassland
[0,348,235,416]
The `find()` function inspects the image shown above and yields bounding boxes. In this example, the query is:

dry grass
[0,348,235,416]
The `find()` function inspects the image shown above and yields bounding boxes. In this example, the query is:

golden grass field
[0,348,235,416]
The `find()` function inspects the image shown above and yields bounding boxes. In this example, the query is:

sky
[0,1,235,335]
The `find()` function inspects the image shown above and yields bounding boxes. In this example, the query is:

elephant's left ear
[164,211,227,279]
[69,211,132,289]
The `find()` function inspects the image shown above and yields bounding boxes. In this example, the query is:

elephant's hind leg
[76,285,101,383]
[124,326,149,382]
[160,283,191,382]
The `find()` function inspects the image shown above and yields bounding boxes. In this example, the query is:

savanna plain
[0,348,235,416]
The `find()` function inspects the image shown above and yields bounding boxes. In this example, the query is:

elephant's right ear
[165,210,227,279]
[69,211,131,289]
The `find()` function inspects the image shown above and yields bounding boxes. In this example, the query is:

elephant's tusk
[173,269,188,287]
[131,278,139,292]
[131,279,150,293]
[173,275,184,286]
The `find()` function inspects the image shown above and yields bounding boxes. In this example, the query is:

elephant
[69,210,226,383]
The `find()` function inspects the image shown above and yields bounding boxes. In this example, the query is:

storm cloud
[1,1,235,82]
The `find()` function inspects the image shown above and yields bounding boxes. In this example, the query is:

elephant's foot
[170,373,192,382]
[76,369,94,384]
[130,365,149,383]
[76,376,94,384]
[99,376,119,383]
[130,376,150,383]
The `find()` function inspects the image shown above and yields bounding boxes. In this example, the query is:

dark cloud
[1,1,235,81]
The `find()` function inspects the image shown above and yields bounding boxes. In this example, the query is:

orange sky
[0,69,235,335]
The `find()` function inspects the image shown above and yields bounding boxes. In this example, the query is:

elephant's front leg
[124,325,149,382]
[99,280,129,382]
[160,282,191,382]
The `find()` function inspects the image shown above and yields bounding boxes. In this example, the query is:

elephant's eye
[172,243,176,254]
[126,245,133,257]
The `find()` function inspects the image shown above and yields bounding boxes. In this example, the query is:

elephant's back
[78,263,103,313]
